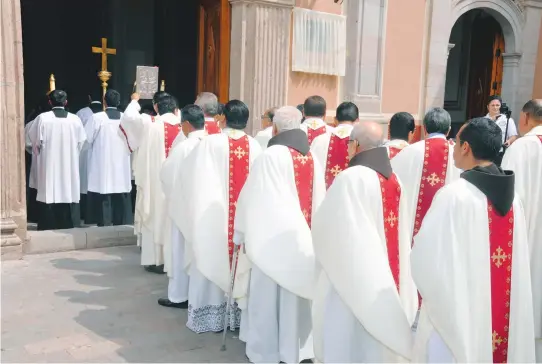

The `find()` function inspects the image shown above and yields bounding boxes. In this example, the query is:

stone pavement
[1,246,247,363]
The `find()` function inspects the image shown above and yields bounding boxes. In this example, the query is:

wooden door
[197,0,230,103]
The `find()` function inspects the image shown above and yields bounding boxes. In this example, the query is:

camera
[500,103,512,119]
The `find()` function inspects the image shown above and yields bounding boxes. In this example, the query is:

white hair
[350,121,384,150]
[195,92,218,116]
[273,106,302,132]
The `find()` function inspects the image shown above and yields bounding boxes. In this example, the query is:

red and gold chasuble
[412,138,449,238]
[307,126,326,145]
[204,120,220,135]
[289,148,314,227]
[488,202,514,363]
[324,134,349,189]
[388,146,401,160]
[163,123,182,158]
[227,135,250,264]
[378,173,401,290]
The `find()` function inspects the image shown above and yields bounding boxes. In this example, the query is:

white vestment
[76,106,94,194]
[501,124,542,359]
[24,118,38,190]
[312,165,418,363]
[385,139,409,157]
[300,118,334,145]
[411,179,535,362]
[234,142,326,363]
[176,128,262,333]
[390,134,461,240]
[28,109,86,203]
[85,110,132,194]
[310,123,353,177]
[254,126,273,149]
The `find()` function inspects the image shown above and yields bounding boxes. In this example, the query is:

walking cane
[221,244,240,351]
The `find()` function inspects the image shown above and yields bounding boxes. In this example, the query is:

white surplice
[254,126,273,149]
[501,124,542,359]
[300,118,334,143]
[390,134,461,239]
[411,179,535,362]
[311,165,418,363]
[27,109,86,203]
[175,128,262,333]
[233,143,326,363]
[310,123,353,172]
[85,110,132,194]
[136,112,181,267]
[25,118,38,190]
[76,106,94,194]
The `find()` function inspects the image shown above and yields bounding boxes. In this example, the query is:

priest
[391,107,460,242]
[385,112,415,159]
[300,96,334,145]
[233,106,325,363]
[195,92,221,135]
[174,100,262,333]
[254,107,277,149]
[312,121,417,363]
[85,90,132,226]
[27,90,87,230]
[501,99,542,360]
[311,101,358,189]
[157,104,207,309]
[411,117,535,362]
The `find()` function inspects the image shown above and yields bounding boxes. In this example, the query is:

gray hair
[350,121,384,151]
[423,107,451,134]
[522,99,542,122]
[195,92,219,117]
[273,106,302,132]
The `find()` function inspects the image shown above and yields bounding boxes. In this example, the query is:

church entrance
[444,9,504,138]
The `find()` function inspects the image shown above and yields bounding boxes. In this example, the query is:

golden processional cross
[91,37,117,97]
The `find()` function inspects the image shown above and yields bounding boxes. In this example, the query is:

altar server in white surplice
[391,107,461,242]
[27,90,87,230]
[254,107,277,149]
[312,121,417,363]
[311,101,358,190]
[300,96,334,145]
[175,100,262,333]
[385,112,415,159]
[411,118,535,362]
[85,90,132,226]
[501,99,542,360]
[157,105,207,310]
[233,106,325,363]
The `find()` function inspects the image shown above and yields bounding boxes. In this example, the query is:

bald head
[522,99,542,122]
[350,121,384,151]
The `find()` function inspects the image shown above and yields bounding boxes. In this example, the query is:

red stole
[378,173,401,291]
[289,148,314,227]
[412,138,449,238]
[307,126,326,145]
[163,123,181,157]
[227,136,250,264]
[537,135,542,143]
[488,202,514,363]
[205,120,220,135]
[324,134,349,189]
[388,146,401,159]
[119,125,133,153]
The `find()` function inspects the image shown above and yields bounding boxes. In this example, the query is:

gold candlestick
[160,80,165,91]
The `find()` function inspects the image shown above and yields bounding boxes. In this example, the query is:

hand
[503,135,518,147]
[131,92,140,101]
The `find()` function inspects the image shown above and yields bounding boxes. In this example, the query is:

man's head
[48,90,68,107]
[156,95,179,116]
[487,95,503,117]
[303,96,326,119]
[104,89,121,108]
[389,112,415,142]
[181,104,205,136]
[518,99,542,135]
[195,92,219,117]
[335,102,359,126]
[152,91,170,114]
[272,106,302,136]
[423,107,451,136]
[348,121,384,159]
[215,102,226,128]
[224,100,249,130]
[453,117,502,170]
[261,106,278,129]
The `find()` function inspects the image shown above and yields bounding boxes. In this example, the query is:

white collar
[427,133,446,139]
[52,106,65,110]
[333,123,353,138]
[106,106,117,110]
[387,139,409,148]
[204,116,215,122]
[304,118,326,130]
[223,127,246,140]
[526,125,542,136]
[188,129,206,139]
[159,112,180,125]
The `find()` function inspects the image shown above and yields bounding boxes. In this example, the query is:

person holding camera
[485,95,518,147]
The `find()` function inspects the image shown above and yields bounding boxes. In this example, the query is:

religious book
[135,66,159,99]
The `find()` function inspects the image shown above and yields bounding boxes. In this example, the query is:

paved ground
[1,246,247,363]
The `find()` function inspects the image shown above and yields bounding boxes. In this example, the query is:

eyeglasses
[260,115,270,120]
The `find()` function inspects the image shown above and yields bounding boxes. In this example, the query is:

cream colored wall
[287,0,342,121]
[533,21,542,99]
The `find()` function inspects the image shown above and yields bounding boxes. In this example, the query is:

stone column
[502,52,522,120]
[1,0,26,260]
[229,0,294,135]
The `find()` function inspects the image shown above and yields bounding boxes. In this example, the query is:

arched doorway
[444,9,505,137]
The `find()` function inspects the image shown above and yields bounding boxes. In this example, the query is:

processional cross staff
[91,37,117,99]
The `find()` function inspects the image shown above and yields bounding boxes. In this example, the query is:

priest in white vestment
[85,90,132,226]
[135,95,183,272]
[501,99,542,360]
[195,92,221,135]
[157,104,208,309]
[300,96,334,145]
[27,90,87,230]
[391,107,461,243]
[411,118,535,362]
[233,106,325,363]
[175,100,262,333]
[312,121,418,363]
[254,107,277,149]
[311,101,358,189]
[385,112,415,159]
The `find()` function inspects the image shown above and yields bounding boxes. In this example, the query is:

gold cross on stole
[92,38,116,71]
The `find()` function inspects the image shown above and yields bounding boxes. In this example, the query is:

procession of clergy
[26,86,542,363]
